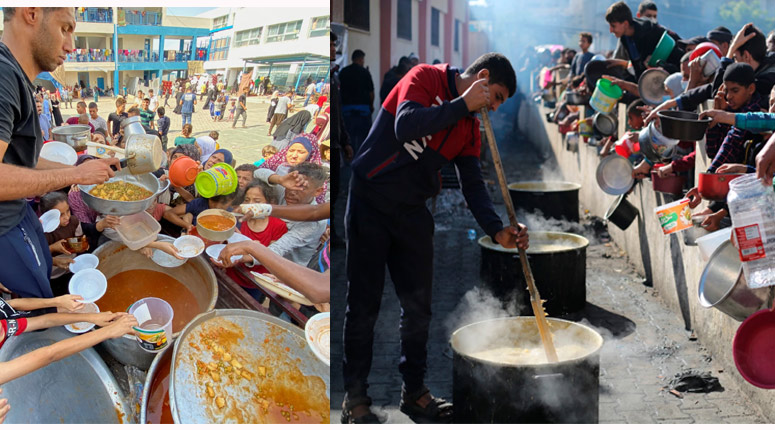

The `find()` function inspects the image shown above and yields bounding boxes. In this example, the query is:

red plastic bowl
[689,42,722,62]
[733,307,775,389]
[697,172,743,201]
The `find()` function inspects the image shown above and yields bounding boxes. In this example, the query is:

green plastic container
[589,78,623,113]
[649,31,675,66]
[194,162,238,198]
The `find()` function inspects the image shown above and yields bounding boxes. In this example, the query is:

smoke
[445,287,525,341]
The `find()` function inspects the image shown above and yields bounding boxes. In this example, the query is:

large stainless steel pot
[93,236,218,369]
[451,317,603,423]
[79,169,169,216]
[170,309,331,423]
[479,232,589,316]
[51,125,90,152]
[508,181,582,222]
[140,339,175,424]
[0,327,131,423]
[699,240,770,321]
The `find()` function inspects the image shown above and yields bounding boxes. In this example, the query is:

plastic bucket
[589,78,622,113]
[733,305,775,389]
[168,156,199,187]
[194,162,238,198]
[654,198,692,235]
[648,32,676,67]
[129,298,174,353]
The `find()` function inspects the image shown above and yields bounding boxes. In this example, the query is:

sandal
[341,394,381,424]
[399,385,453,424]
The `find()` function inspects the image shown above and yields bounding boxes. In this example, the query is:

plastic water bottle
[727,173,775,288]
[467,229,477,241]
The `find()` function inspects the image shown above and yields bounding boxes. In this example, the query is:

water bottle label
[735,224,766,262]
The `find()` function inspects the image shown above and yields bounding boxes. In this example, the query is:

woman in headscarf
[196,135,217,164]
[271,110,312,150]
[261,133,327,204]
[203,148,234,170]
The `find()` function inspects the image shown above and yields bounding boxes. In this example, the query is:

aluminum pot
[638,121,678,163]
[479,232,588,317]
[451,317,603,423]
[141,340,175,424]
[565,91,590,106]
[604,194,638,230]
[593,112,617,136]
[683,215,710,246]
[699,240,770,321]
[123,133,166,174]
[638,68,669,105]
[566,132,579,152]
[121,115,146,136]
[51,125,90,152]
[657,110,712,141]
[79,169,169,216]
[508,181,581,222]
[93,236,218,369]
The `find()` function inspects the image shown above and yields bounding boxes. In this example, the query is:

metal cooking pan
[170,309,330,424]
[638,68,670,105]
[79,169,169,216]
[51,125,90,152]
[596,154,633,195]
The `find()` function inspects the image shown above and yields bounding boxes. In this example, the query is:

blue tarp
[35,72,65,94]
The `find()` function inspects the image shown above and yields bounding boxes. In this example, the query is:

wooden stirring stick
[480,107,559,363]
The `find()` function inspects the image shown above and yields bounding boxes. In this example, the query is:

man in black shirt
[380,56,412,103]
[338,49,374,155]
[107,97,128,141]
[0,7,119,299]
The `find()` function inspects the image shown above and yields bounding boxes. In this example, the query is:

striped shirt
[140,108,155,128]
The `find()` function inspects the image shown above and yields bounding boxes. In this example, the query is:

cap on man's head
[723,62,756,87]
[707,26,733,44]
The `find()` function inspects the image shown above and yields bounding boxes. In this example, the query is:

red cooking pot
[697,172,743,201]
[733,303,775,389]
[651,164,686,195]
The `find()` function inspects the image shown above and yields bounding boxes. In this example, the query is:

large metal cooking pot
[141,340,175,424]
[451,317,603,423]
[93,236,218,369]
[0,327,131,423]
[699,240,770,321]
[508,181,581,222]
[79,169,169,216]
[479,232,588,317]
[657,110,712,141]
[51,125,90,152]
[604,194,638,230]
[170,309,330,423]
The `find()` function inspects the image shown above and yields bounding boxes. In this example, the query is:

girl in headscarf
[261,133,327,204]
[169,144,201,203]
[203,149,234,170]
[266,90,280,123]
[196,135,217,164]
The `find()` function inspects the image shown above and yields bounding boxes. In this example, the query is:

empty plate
[173,235,205,258]
[68,269,107,303]
[596,154,634,195]
[39,209,61,233]
[40,141,78,166]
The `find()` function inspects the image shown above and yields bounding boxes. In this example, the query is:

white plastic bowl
[40,141,78,166]
[227,231,251,244]
[65,302,100,334]
[173,235,205,258]
[305,312,330,366]
[697,227,732,262]
[68,268,107,303]
[151,239,187,268]
[69,254,100,273]
[39,209,61,233]
[205,244,242,264]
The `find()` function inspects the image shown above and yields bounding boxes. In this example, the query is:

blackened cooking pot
[508,181,581,222]
[657,110,711,141]
[479,232,588,317]
[451,317,603,423]
[604,194,638,230]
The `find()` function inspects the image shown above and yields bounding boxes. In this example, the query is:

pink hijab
[262,133,326,203]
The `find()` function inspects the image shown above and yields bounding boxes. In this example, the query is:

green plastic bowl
[649,31,675,67]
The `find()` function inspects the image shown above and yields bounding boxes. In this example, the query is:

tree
[718,0,775,34]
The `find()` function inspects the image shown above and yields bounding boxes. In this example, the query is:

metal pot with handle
[51,125,90,152]
[86,133,164,175]
[79,170,170,216]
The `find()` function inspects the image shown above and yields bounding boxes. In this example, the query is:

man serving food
[342,53,529,424]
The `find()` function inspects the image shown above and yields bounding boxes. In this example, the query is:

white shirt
[305,83,316,95]
[305,104,320,117]
[89,115,108,133]
[149,96,158,111]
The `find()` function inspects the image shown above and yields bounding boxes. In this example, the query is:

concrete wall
[346,0,381,107]
[533,104,775,420]
[391,0,419,67]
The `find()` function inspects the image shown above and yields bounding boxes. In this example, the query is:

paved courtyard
[58,93,310,166]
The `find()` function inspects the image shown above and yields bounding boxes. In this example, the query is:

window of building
[431,8,439,47]
[397,0,412,40]
[344,0,369,32]
[213,15,229,30]
[235,27,262,47]
[208,36,230,61]
[266,20,303,43]
[455,19,460,52]
[310,16,330,38]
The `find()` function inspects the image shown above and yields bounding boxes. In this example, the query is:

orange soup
[146,351,174,424]
[198,215,235,232]
[97,269,202,332]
